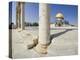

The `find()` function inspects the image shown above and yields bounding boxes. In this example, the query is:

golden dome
[56,13,64,19]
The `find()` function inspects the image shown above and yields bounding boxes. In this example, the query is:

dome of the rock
[56,13,64,19]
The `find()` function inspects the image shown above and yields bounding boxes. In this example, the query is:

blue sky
[10,2,78,25]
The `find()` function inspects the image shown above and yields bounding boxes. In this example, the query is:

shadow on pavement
[49,29,73,45]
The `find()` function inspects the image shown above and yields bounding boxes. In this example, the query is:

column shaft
[16,2,21,29]
[16,2,18,28]
[20,2,25,30]
[16,2,25,30]
[35,3,50,54]
[39,3,50,45]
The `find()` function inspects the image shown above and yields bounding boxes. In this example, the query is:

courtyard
[11,27,78,58]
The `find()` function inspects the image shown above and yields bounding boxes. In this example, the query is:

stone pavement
[11,27,78,58]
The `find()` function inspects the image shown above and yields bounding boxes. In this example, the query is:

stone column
[35,3,50,54]
[16,2,25,30]
[20,2,25,30]
[16,2,19,29]
[16,2,21,29]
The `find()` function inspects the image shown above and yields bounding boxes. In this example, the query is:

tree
[64,20,69,25]
[32,22,39,26]
[25,22,32,26]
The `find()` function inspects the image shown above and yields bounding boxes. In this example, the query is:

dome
[56,13,64,19]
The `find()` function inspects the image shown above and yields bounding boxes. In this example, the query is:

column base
[17,28,22,32]
[27,36,38,49]
[16,28,25,32]
[34,43,48,54]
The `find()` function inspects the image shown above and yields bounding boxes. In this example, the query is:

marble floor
[10,27,78,58]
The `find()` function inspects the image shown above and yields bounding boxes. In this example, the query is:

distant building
[50,12,74,28]
[55,12,64,27]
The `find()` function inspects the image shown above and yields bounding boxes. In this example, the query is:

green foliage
[25,22,39,26]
